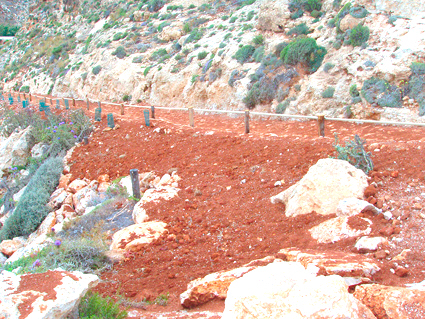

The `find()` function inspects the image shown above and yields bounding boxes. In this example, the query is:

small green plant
[150,48,168,61]
[349,84,360,97]
[79,292,128,319]
[234,45,255,63]
[323,62,334,73]
[197,51,208,60]
[148,0,165,12]
[276,100,290,113]
[349,24,369,47]
[92,65,102,75]
[154,293,169,306]
[252,46,265,62]
[112,46,126,59]
[252,34,264,46]
[144,66,151,77]
[123,95,130,102]
[287,23,310,36]
[361,77,402,108]
[191,74,199,83]
[321,86,335,98]
[280,37,327,72]
[333,133,373,174]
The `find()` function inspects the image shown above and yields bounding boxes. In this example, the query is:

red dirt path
[12,95,425,317]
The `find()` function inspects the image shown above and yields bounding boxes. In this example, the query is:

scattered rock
[309,216,371,244]
[337,198,381,217]
[391,249,411,261]
[355,236,388,252]
[67,179,88,194]
[0,238,25,257]
[222,261,376,319]
[394,266,409,277]
[271,159,368,217]
[354,284,425,319]
[277,248,380,278]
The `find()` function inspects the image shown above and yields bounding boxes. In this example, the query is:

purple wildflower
[53,130,56,133]
[69,122,73,125]
[54,126,57,129]
[57,137,60,140]
[54,239,62,247]
[70,130,75,133]
[74,135,78,138]
[32,259,41,268]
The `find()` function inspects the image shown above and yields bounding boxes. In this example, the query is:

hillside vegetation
[0,0,425,121]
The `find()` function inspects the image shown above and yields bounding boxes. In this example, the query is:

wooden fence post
[120,103,125,115]
[189,107,194,127]
[29,93,32,102]
[130,169,141,200]
[86,98,90,110]
[72,98,76,107]
[244,110,250,134]
[317,114,325,137]
[151,105,155,119]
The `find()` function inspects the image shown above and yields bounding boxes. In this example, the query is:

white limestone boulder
[222,261,375,319]
[271,159,368,217]
[0,270,98,319]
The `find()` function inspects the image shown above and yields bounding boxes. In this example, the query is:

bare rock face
[257,0,290,32]
[354,284,425,319]
[110,221,168,252]
[0,238,25,257]
[222,261,376,319]
[0,270,98,319]
[277,248,380,278]
[271,159,368,217]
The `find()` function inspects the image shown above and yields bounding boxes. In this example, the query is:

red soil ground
[8,95,425,317]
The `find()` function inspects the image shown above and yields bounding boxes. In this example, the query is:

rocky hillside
[1,0,425,122]
[0,0,34,26]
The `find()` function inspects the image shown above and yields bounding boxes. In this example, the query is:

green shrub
[148,0,165,12]
[229,16,238,23]
[20,86,30,93]
[112,46,126,59]
[288,0,322,13]
[290,9,304,20]
[112,32,127,41]
[287,23,310,36]
[321,86,335,98]
[323,62,334,72]
[276,100,290,113]
[144,66,151,77]
[79,292,128,319]
[332,2,351,31]
[361,77,402,108]
[349,84,360,97]
[184,28,203,44]
[349,24,369,47]
[252,34,264,46]
[234,45,255,63]
[280,37,327,72]
[0,157,63,240]
[251,46,264,62]
[92,65,102,75]
[0,24,20,36]
[197,51,208,60]
[408,62,425,116]
[150,48,168,61]
[349,6,368,19]
[243,77,276,109]
[333,134,373,174]
[274,42,288,57]
[276,87,290,102]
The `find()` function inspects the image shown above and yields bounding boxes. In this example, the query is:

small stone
[379,227,394,237]
[376,199,383,209]
[383,211,393,220]
[274,181,282,187]
[374,250,388,259]
[394,266,409,277]
[420,213,425,219]
[364,185,377,198]
[390,171,399,178]
[413,203,423,210]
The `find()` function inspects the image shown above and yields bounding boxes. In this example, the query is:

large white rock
[132,186,179,224]
[0,270,98,319]
[271,159,368,217]
[110,221,168,252]
[0,126,35,177]
[222,261,376,319]
[355,236,388,252]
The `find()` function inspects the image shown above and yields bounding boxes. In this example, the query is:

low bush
[243,77,277,109]
[197,51,208,60]
[276,100,290,113]
[0,157,63,240]
[184,28,203,44]
[361,77,402,108]
[288,0,322,13]
[150,48,168,61]
[349,24,369,47]
[252,46,265,62]
[79,292,128,319]
[333,134,374,174]
[323,62,334,73]
[234,45,255,63]
[321,86,335,98]
[92,65,102,75]
[112,46,126,59]
[349,6,368,19]
[287,23,310,36]
[148,0,165,12]
[408,62,425,116]
[349,84,360,97]
[280,37,327,72]
[252,34,264,46]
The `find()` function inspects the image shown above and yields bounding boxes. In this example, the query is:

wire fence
[4,91,425,137]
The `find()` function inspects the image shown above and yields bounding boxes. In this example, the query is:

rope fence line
[4,91,425,138]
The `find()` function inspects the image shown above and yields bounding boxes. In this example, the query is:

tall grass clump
[0,156,63,240]
[79,292,128,319]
